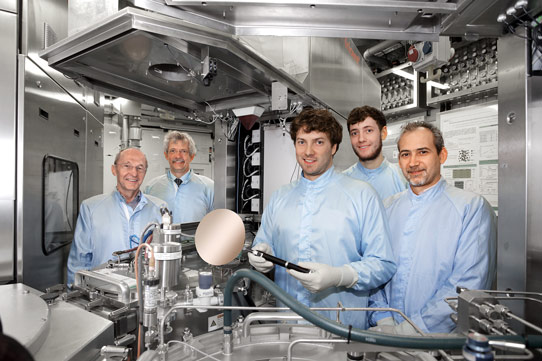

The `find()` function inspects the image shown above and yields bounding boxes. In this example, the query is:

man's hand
[247,243,274,273]
[288,262,358,293]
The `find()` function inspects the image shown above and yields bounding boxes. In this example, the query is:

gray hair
[398,121,445,154]
[114,147,148,168]
[163,131,197,156]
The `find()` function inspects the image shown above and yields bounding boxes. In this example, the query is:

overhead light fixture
[232,106,265,130]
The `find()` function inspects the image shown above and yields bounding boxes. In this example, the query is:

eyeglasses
[118,163,146,173]
[168,149,189,155]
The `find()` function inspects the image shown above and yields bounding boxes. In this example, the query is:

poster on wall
[439,103,498,210]
[383,115,426,164]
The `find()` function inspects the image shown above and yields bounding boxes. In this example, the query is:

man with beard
[369,121,496,334]
[248,109,396,329]
[344,106,407,199]
[146,131,214,223]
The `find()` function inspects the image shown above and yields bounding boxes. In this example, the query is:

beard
[355,140,383,162]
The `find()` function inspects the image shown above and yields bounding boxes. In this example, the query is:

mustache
[407,167,425,173]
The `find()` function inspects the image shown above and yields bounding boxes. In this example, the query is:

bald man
[67,148,166,285]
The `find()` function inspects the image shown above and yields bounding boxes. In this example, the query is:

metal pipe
[287,338,346,361]
[242,312,302,338]
[507,312,542,334]
[478,290,542,297]
[157,304,417,351]
[493,296,542,305]
[121,115,129,149]
[363,40,399,68]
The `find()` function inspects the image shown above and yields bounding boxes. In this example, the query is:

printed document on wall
[439,103,498,210]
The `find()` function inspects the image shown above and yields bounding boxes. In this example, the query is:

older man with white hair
[146,131,214,223]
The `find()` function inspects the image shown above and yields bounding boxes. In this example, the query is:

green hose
[223,269,542,350]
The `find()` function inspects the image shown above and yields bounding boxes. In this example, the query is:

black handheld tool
[249,249,311,273]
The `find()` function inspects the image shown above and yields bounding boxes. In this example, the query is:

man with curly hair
[248,108,396,328]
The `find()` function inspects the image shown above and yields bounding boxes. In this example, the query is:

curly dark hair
[290,109,343,151]
[347,105,387,131]
[398,121,445,154]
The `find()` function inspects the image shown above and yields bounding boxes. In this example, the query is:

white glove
[247,243,274,273]
[368,316,397,333]
[288,262,358,293]
[369,318,419,335]
[394,320,418,335]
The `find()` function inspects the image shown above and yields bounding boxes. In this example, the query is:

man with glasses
[146,131,214,223]
[67,148,165,285]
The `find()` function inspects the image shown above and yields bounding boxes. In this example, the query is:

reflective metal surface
[166,323,346,360]
[154,242,182,289]
[526,75,542,327]
[0,284,50,355]
[213,120,236,210]
[0,8,16,283]
[0,0,15,13]
[40,7,329,116]
[18,57,87,290]
[21,0,85,105]
[84,114,104,201]
[497,29,528,317]
[35,293,115,361]
[164,0,452,40]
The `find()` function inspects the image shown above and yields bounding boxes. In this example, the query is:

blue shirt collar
[356,158,389,176]
[300,165,335,190]
[113,189,145,209]
[407,177,446,202]
[167,169,193,184]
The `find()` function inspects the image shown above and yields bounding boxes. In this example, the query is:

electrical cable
[290,162,300,183]
[243,156,259,178]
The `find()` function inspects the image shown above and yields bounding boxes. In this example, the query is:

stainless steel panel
[308,37,378,171]
[22,0,86,106]
[33,299,114,361]
[526,75,542,326]
[0,284,50,354]
[0,201,15,282]
[0,9,17,284]
[497,30,528,316]
[361,59,381,109]
[164,0,451,40]
[213,121,236,210]
[0,284,114,361]
[0,10,17,201]
[84,113,104,201]
[0,0,16,13]
[308,37,379,119]
[39,7,329,115]
[68,0,120,36]
[20,57,87,291]
[84,87,105,125]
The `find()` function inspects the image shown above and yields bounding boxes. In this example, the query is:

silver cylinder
[153,242,182,289]
[159,223,183,243]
